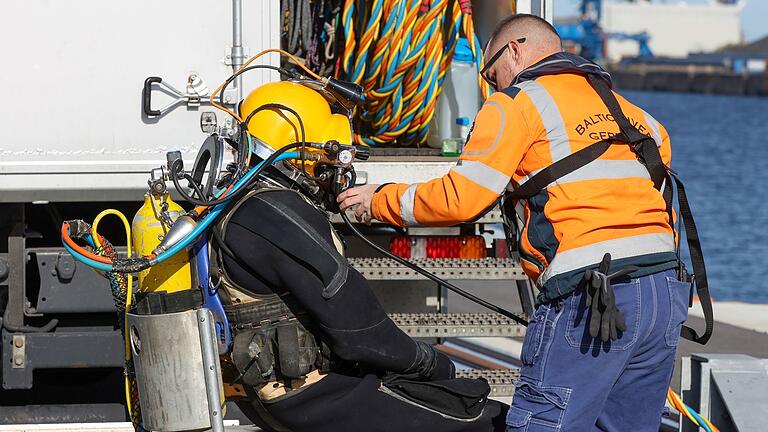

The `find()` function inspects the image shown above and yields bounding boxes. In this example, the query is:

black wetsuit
[221,189,507,432]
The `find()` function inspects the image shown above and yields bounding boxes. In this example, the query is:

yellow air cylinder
[131,193,193,293]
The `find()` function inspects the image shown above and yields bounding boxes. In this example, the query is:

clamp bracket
[142,74,213,118]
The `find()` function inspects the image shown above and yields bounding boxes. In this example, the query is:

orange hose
[209,48,324,122]
[191,182,237,216]
[61,224,113,264]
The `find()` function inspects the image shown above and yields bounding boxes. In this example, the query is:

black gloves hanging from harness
[583,254,638,342]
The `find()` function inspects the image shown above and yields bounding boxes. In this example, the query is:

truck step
[349,257,527,280]
[455,369,519,397]
[391,313,526,338]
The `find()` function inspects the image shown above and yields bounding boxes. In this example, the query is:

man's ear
[508,40,523,66]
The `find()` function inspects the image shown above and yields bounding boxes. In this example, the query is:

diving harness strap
[503,74,714,345]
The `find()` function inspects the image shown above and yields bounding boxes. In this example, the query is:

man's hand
[337,184,380,225]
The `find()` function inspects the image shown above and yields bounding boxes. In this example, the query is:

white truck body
[0,0,280,202]
[0,0,553,203]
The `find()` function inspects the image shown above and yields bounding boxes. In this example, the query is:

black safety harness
[504,73,713,345]
[209,187,337,432]
[210,188,333,381]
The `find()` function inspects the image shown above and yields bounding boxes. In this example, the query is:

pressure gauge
[338,149,353,165]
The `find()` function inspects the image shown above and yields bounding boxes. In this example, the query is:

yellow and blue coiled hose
[340,0,491,147]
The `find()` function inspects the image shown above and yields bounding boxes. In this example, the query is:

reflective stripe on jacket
[371,53,678,301]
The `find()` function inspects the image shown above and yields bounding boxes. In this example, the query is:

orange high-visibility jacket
[372,53,678,302]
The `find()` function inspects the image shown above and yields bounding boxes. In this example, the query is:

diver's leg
[240,372,507,432]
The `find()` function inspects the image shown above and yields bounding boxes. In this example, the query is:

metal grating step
[391,313,526,338]
[455,369,519,397]
[350,257,527,280]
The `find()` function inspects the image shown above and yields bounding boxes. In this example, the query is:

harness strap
[223,296,302,324]
[506,137,616,200]
[585,77,711,344]
[133,289,204,315]
[503,73,713,345]
[673,174,714,344]
[586,75,674,216]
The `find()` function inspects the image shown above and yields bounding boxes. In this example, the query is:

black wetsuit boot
[221,189,508,432]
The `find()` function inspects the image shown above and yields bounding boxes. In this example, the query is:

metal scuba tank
[131,192,193,293]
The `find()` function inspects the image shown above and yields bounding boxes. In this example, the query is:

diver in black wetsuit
[210,80,508,432]
[214,187,507,432]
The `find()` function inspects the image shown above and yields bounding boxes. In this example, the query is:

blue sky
[554,0,768,43]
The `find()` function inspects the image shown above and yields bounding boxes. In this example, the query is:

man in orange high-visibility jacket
[338,14,692,432]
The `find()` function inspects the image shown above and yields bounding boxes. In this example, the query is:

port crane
[555,0,653,63]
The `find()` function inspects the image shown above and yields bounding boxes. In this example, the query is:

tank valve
[148,167,168,196]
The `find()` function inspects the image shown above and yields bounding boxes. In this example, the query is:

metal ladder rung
[350,257,527,281]
[391,313,527,338]
[455,369,519,397]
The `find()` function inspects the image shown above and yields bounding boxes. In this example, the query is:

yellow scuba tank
[131,193,193,293]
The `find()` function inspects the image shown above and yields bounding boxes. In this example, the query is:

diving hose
[90,210,142,429]
[338,198,528,326]
[63,151,301,273]
[668,388,720,432]
[64,47,342,273]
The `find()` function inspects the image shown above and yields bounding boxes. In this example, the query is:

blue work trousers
[507,269,691,432]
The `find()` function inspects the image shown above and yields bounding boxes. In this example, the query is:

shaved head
[481,14,562,91]
[486,14,562,59]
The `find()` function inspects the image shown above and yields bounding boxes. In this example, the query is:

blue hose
[154,151,299,264]
[66,151,300,271]
[64,242,114,272]
[686,405,713,432]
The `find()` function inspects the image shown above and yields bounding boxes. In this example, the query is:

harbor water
[622,90,768,303]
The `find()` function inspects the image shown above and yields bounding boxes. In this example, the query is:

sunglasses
[480,37,526,91]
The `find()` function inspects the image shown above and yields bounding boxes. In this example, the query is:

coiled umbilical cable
[339,0,488,147]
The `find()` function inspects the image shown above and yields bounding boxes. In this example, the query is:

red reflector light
[389,236,486,259]
[390,236,412,259]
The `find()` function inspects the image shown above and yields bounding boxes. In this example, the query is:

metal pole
[515,0,553,23]
[232,0,244,103]
[197,308,225,432]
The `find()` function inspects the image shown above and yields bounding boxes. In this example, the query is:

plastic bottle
[441,117,472,157]
[428,38,483,149]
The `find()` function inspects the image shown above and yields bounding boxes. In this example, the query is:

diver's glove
[583,254,638,342]
[404,341,455,380]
